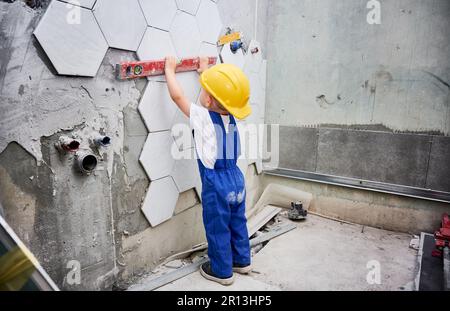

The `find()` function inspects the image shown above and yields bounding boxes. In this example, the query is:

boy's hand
[197,56,210,74]
[165,56,178,74]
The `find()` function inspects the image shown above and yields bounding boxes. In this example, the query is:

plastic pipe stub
[75,151,98,175]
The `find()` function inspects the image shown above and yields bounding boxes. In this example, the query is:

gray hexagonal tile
[139,0,178,31]
[34,0,108,77]
[196,0,222,44]
[139,131,176,181]
[244,40,263,73]
[175,0,201,15]
[137,27,177,82]
[170,11,202,58]
[138,81,178,132]
[141,176,179,227]
[58,0,96,9]
[220,43,245,69]
[171,157,201,193]
[93,0,147,51]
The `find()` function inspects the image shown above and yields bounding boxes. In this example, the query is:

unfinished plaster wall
[0,0,269,290]
[266,0,450,192]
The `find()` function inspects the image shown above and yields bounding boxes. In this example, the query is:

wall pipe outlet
[55,136,80,153]
[93,136,111,147]
[75,151,98,175]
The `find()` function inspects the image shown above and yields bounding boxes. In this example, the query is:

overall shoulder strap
[208,111,226,168]
[229,115,240,161]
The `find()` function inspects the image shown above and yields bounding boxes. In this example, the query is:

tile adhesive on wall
[32,0,268,227]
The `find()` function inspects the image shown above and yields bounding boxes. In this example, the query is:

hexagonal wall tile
[34,0,108,77]
[58,0,96,9]
[199,42,220,60]
[239,121,261,166]
[172,110,194,151]
[236,154,249,178]
[170,11,202,58]
[220,43,245,69]
[175,0,201,15]
[196,0,222,44]
[177,71,201,103]
[137,27,177,82]
[260,60,267,90]
[139,131,176,181]
[171,157,201,194]
[247,71,263,105]
[93,0,147,51]
[139,0,178,31]
[141,176,179,227]
[244,40,263,73]
[138,81,178,132]
[170,72,200,151]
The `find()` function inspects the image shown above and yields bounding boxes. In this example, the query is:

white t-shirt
[190,103,232,169]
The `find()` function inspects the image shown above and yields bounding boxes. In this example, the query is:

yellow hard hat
[200,63,251,120]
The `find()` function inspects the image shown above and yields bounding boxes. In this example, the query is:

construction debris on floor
[128,214,418,291]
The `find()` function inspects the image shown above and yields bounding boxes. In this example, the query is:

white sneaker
[232,263,252,274]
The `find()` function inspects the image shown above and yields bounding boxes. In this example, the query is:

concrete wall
[263,174,449,234]
[0,0,268,290]
[266,0,450,191]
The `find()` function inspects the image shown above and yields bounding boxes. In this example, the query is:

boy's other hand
[197,56,210,73]
[165,56,178,74]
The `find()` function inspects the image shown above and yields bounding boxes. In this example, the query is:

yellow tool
[217,31,242,46]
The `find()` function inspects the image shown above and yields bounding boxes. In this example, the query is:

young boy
[165,56,252,286]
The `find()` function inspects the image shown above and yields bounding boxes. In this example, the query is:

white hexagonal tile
[141,176,179,227]
[260,60,267,90]
[177,71,201,102]
[244,40,263,73]
[247,101,265,126]
[171,157,201,193]
[196,0,222,44]
[139,131,176,181]
[247,71,263,104]
[239,122,260,165]
[93,0,147,51]
[199,42,220,60]
[170,11,202,58]
[220,43,245,69]
[138,81,178,132]
[139,0,178,31]
[175,0,201,15]
[171,110,194,151]
[137,27,177,82]
[58,0,96,9]
[255,156,263,174]
[137,27,177,61]
[34,1,108,77]
[237,155,249,177]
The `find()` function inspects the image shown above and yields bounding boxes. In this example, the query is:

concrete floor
[158,215,418,291]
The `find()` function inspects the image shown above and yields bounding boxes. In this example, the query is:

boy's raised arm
[165,56,191,117]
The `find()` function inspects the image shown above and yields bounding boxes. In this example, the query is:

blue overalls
[196,111,251,278]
